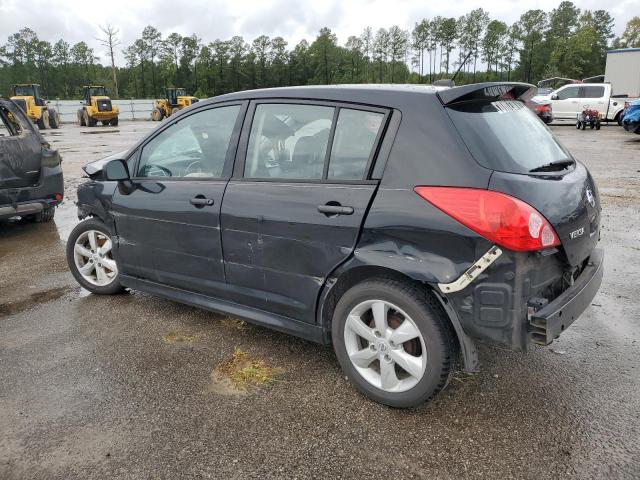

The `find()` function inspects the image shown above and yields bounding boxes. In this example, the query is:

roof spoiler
[437,82,536,106]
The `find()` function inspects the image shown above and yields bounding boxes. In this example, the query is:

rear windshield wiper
[529,159,575,173]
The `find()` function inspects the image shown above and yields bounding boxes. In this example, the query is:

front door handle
[318,203,354,216]
[190,196,214,207]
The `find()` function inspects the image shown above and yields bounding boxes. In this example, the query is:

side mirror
[105,159,130,181]
[551,94,559,100]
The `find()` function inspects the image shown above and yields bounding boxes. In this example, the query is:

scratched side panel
[220,181,377,322]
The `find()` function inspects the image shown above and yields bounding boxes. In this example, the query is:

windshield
[89,87,106,97]
[446,100,573,174]
[175,88,186,97]
[13,85,37,97]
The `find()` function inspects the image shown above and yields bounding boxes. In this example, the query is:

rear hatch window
[446,100,573,174]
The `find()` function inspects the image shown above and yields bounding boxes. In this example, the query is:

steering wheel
[184,160,204,176]
[143,164,172,177]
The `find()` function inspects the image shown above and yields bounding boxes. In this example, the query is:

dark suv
[0,98,63,222]
[67,83,603,408]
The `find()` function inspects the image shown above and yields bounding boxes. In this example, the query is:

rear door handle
[318,204,354,216]
[190,196,214,207]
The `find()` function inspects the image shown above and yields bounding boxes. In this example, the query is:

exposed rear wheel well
[321,265,460,361]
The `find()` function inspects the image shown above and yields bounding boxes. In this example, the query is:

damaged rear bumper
[0,166,64,219]
[528,248,604,345]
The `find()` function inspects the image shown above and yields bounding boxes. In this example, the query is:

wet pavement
[0,122,639,479]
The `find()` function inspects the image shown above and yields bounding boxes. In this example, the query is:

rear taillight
[414,187,560,252]
[536,104,550,113]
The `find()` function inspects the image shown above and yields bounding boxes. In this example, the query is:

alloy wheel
[344,299,427,393]
[73,230,118,286]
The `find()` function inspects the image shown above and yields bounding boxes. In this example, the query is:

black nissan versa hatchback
[66,83,603,408]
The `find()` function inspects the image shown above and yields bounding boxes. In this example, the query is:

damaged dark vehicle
[67,83,604,408]
[0,98,63,222]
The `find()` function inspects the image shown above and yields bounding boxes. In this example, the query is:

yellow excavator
[151,88,199,121]
[77,85,119,127]
[10,84,60,129]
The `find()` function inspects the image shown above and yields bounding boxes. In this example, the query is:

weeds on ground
[162,330,196,344]
[220,317,249,331]
[215,347,281,389]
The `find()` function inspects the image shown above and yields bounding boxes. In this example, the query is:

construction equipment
[10,84,60,130]
[77,86,119,127]
[151,88,199,121]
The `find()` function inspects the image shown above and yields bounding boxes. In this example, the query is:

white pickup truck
[534,83,636,124]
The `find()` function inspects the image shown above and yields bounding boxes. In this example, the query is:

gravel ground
[0,121,638,479]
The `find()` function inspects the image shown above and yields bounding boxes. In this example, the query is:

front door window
[138,105,241,178]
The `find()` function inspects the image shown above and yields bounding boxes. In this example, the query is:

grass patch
[215,347,281,389]
[220,317,249,331]
[163,330,196,344]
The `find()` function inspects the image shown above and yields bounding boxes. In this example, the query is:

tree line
[1,3,639,100]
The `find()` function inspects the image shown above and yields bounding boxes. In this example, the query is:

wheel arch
[76,181,117,233]
[317,262,480,373]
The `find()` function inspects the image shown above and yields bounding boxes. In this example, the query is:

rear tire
[171,107,179,116]
[66,218,124,295]
[87,114,97,127]
[110,117,118,126]
[332,278,454,408]
[27,205,55,223]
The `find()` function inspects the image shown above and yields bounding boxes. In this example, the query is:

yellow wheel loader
[77,86,119,127]
[10,84,60,130]
[151,88,199,121]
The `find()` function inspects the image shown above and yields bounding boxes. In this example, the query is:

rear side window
[582,86,605,98]
[446,100,573,174]
[328,109,384,180]
[245,104,333,180]
[556,87,580,100]
[244,103,386,181]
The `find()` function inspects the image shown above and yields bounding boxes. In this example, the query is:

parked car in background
[622,99,640,134]
[67,83,603,408]
[0,98,63,222]
[526,98,553,124]
[535,83,635,124]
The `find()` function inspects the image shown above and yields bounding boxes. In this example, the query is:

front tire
[66,218,124,295]
[151,108,163,121]
[37,110,50,130]
[332,278,454,408]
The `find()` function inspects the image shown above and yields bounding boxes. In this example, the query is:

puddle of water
[0,286,73,317]
[81,130,120,135]
[53,201,79,243]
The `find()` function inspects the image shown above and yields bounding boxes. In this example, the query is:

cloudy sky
[0,0,636,64]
